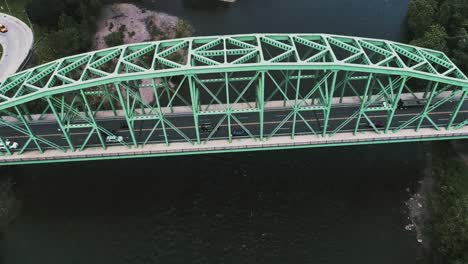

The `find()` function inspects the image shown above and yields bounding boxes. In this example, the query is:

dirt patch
[94,3,180,50]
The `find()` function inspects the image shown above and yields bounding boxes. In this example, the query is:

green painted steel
[0,33,467,164]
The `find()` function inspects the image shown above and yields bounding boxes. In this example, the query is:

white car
[0,139,19,150]
[106,135,123,143]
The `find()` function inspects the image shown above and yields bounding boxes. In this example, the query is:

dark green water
[2,0,429,263]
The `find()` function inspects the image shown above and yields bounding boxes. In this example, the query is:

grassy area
[1,0,29,24]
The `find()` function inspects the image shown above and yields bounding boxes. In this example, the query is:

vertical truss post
[422,81,432,99]
[46,97,75,152]
[284,69,290,107]
[447,88,467,129]
[225,72,232,143]
[162,77,174,113]
[151,79,169,146]
[384,77,407,134]
[21,105,33,122]
[416,82,439,131]
[354,73,373,135]
[188,75,201,144]
[80,90,107,150]
[322,71,338,137]
[103,85,118,116]
[258,71,265,141]
[340,72,349,103]
[14,106,44,153]
[115,83,138,147]
[291,70,302,139]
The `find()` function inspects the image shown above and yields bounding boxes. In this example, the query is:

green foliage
[25,0,65,28]
[407,0,468,72]
[104,31,124,47]
[24,0,102,64]
[410,24,448,52]
[145,18,165,40]
[175,19,194,39]
[26,0,102,29]
[430,157,468,263]
[118,24,127,33]
[407,0,437,38]
[436,1,451,26]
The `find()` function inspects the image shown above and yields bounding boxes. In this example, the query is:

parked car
[200,123,213,133]
[0,24,8,33]
[232,128,248,137]
[0,139,18,150]
[106,135,123,143]
[398,99,427,110]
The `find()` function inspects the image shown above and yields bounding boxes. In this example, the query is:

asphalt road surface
[0,12,33,82]
[1,99,466,152]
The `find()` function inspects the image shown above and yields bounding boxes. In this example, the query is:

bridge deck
[2,127,467,165]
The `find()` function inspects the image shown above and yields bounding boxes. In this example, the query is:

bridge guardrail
[3,132,468,163]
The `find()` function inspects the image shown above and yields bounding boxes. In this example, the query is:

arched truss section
[0,34,467,156]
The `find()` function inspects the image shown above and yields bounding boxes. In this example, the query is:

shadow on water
[3,143,425,263]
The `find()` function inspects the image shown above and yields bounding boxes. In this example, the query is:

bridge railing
[3,131,467,164]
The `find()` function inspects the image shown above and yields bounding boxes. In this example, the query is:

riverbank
[406,0,468,262]
[427,142,468,263]
[406,141,468,263]
[406,142,433,251]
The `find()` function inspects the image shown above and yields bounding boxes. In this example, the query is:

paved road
[1,99,466,152]
[0,12,33,82]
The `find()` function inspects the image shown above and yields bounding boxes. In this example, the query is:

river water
[2,0,430,263]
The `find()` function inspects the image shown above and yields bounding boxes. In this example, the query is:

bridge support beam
[46,97,76,152]
[291,70,301,139]
[385,77,407,134]
[416,83,439,132]
[322,70,338,137]
[115,83,138,148]
[448,88,467,129]
[188,75,201,144]
[258,71,265,141]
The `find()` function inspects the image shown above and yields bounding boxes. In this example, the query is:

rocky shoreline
[404,142,434,260]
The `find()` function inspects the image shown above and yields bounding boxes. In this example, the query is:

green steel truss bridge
[0,34,467,165]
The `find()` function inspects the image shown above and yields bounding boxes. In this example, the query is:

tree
[407,0,437,38]
[175,19,194,39]
[410,24,448,52]
[430,158,468,263]
[104,32,124,47]
[437,1,451,26]
[26,0,65,28]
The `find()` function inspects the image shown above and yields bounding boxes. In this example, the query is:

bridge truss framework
[0,34,467,163]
